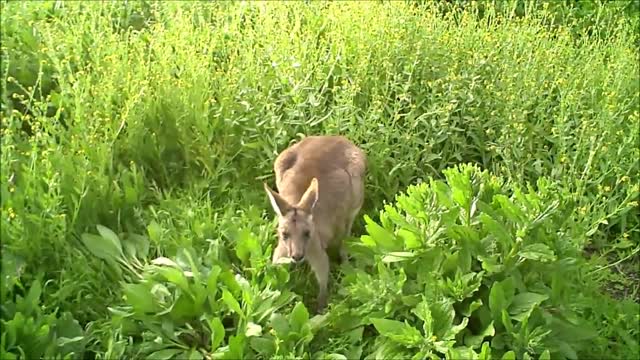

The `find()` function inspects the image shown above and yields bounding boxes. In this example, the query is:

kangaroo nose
[292,254,304,262]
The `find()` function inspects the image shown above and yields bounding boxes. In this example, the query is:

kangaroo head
[264,178,318,263]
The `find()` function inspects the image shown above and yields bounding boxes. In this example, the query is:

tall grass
[1,1,638,358]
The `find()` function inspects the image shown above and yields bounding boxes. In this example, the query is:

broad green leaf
[501,350,516,360]
[289,301,309,333]
[489,282,506,322]
[0,350,17,360]
[446,347,477,360]
[447,224,480,245]
[170,293,197,320]
[479,213,512,246]
[461,298,483,317]
[96,225,122,251]
[381,251,415,263]
[207,266,222,299]
[209,317,225,351]
[221,289,244,318]
[147,221,163,243]
[250,337,275,356]
[147,348,184,360]
[219,270,241,297]
[397,228,421,249]
[360,235,377,248]
[548,315,598,342]
[552,340,578,360]
[509,292,549,316]
[176,248,201,281]
[442,251,459,276]
[363,215,399,251]
[228,334,245,359]
[430,300,455,339]
[20,277,42,316]
[478,342,491,360]
[80,233,124,262]
[155,266,190,293]
[432,180,455,209]
[269,313,289,336]
[444,317,469,340]
[55,312,84,352]
[122,239,137,260]
[412,300,433,336]
[123,283,157,314]
[445,167,473,210]
[518,244,557,262]
[234,228,260,265]
[538,349,551,360]
[128,233,150,259]
[347,345,364,360]
[370,318,422,346]
[308,313,329,333]
[501,309,514,334]
[464,321,495,349]
[494,195,526,224]
[479,255,505,274]
[186,348,204,360]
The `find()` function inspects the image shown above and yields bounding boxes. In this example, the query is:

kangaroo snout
[291,253,304,262]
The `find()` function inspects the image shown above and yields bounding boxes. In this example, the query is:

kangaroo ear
[264,183,290,217]
[297,178,319,213]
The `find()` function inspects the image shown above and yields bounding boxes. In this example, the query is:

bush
[317,164,638,360]
[73,164,638,360]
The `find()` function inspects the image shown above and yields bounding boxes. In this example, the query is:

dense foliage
[1,1,638,359]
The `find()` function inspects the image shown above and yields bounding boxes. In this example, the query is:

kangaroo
[263,135,366,313]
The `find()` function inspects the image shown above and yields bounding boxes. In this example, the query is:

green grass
[1,1,638,359]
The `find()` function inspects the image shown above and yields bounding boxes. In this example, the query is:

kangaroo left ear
[297,178,318,213]
[264,183,291,217]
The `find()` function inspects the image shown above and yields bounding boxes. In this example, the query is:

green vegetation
[1,1,638,359]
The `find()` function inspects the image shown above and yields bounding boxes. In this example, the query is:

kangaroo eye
[282,232,290,240]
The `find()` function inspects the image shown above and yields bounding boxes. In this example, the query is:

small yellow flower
[604,186,611,192]
[9,187,15,193]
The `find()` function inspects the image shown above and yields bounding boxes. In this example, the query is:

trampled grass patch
[1,1,638,359]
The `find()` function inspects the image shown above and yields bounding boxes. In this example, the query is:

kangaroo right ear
[297,178,318,213]
[264,183,290,217]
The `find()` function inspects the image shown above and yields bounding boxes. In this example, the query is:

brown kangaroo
[263,135,366,312]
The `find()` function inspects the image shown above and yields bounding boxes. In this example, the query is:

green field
[1,1,639,359]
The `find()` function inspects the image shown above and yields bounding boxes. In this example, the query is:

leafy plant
[1,274,86,359]
[328,164,603,359]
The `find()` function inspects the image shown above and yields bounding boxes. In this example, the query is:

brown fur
[264,135,366,312]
